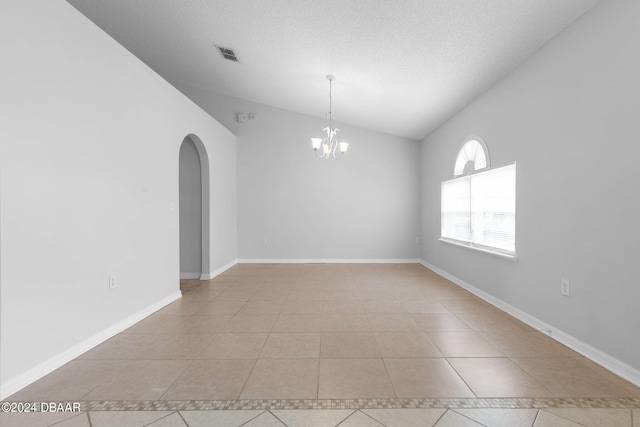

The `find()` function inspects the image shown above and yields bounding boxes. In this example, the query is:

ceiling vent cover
[216,45,238,62]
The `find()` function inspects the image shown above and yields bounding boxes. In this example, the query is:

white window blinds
[442,163,516,254]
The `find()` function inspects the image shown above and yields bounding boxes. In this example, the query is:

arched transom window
[454,136,489,176]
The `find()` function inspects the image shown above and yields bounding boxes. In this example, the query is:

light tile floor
[3,263,640,426]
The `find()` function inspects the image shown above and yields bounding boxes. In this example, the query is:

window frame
[440,138,517,260]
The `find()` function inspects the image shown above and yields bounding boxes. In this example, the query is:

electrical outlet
[561,279,570,296]
[262,237,268,245]
[109,275,117,289]
[415,237,421,245]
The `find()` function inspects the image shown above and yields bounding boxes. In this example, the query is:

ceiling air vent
[216,45,239,62]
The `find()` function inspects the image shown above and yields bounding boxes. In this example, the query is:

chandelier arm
[332,142,344,159]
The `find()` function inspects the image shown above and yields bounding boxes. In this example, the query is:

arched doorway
[179,134,210,279]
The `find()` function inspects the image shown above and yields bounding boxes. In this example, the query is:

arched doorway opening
[179,134,210,279]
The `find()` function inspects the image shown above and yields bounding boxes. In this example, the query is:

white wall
[421,0,640,374]
[175,85,422,261]
[0,0,237,396]
[179,136,203,277]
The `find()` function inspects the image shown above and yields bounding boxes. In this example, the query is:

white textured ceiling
[66,0,599,140]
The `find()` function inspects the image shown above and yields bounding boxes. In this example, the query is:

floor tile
[533,410,583,426]
[196,333,267,359]
[318,359,395,399]
[477,330,576,357]
[454,409,539,427]
[323,290,360,301]
[402,301,451,314]
[249,290,290,302]
[513,357,639,397]
[448,358,552,397]
[259,282,294,293]
[260,333,321,358]
[271,313,322,332]
[287,290,324,301]
[82,360,191,400]
[222,314,277,332]
[122,314,181,334]
[160,359,255,400]
[179,410,263,427]
[180,290,222,301]
[439,299,496,313]
[384,358,475,398]
[243,411,286,426]
[194,299,247,315]
[146,412,188,426]
[339,411,385,427]
[89,411,175,427]
[455,312,529,332]
[240,359,319,399]
[362,409,446,427]
[359,291,397,302]
[633,409,640,427]
[366,314,421,331]
[0,412,79,427]
[154,300,209,316]
[226,282,263,292]
[281,300,324,314]
[322,301,364,313]
[79,333,215,360]
[373,332,442,357]
[6,360,117,401]
[322,314,370,331]
[161,315,234,334]
[201,282,233,292]
[215,290,257,301]
[412,313,474,332]
[434,410,483,426]
[237,301,285,315]
[271,409,355,427]
[427,331,503,357]
[545,408,632,427]
[320,332,382,358]
[47,413,90,427]
[362,301,407,313]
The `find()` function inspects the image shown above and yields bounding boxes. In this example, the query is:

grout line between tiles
[450,408,490,426]
[236,358,260,401]
[443,357,479,399]
[157,359,196,401]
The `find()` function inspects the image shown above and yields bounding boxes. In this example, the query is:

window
[454,138,489,176]
[441,137,516,257]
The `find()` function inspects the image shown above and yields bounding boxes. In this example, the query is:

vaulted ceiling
[66,0,599,140]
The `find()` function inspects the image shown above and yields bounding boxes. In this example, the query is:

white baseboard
[420,260,640,388]
[201,259,238,280]
[237,258,421,264]
[181,259,238,280]
[0,291,182,400]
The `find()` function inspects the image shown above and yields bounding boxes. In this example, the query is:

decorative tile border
[79,397,640,411]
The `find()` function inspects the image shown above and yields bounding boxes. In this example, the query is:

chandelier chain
[328,78,333,132]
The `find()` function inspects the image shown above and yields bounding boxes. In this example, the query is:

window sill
[438,238,518,261]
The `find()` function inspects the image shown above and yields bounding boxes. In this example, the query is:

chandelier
[311,75,349,159]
